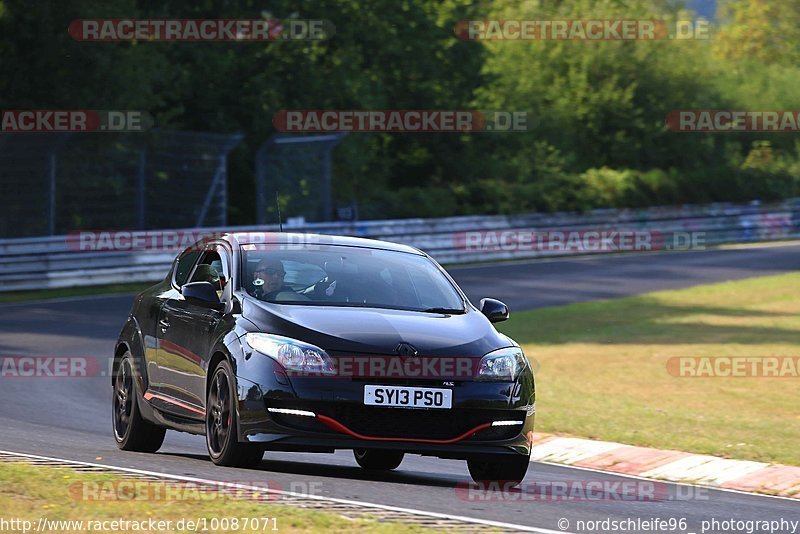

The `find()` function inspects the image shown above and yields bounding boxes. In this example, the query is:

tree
[713,0,800,65]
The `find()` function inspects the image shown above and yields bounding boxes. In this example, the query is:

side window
[174,248,201,287]
[188,246,231,296]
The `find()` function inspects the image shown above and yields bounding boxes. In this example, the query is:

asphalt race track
[1,244,799,532]
[451,243,800,310]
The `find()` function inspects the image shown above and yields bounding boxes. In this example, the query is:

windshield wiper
[420,307,466,314]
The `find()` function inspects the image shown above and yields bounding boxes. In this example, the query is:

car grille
[322,405,521,441]
[266,399,525,442]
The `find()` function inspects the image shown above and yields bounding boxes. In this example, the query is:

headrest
[192,264,220,287]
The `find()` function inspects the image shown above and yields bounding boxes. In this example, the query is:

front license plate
[364,385,452,409]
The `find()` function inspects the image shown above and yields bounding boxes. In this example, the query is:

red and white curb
[530,433,800,498]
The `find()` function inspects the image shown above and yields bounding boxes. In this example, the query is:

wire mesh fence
[255,133,347,225]
[0,130,243,238]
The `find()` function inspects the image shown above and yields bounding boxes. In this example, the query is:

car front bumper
[234,361,536,459]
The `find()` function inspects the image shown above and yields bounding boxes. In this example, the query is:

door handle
[159,318,170,333]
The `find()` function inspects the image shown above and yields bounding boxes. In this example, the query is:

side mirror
[181,282,223,310]
[479,298,509,323]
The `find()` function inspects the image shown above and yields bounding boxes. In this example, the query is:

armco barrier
[0,199,798,292]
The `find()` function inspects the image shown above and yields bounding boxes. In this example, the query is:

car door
[155,244,229,419]
[145,245,202,396]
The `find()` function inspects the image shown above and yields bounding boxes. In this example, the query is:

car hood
[241,298,511,356]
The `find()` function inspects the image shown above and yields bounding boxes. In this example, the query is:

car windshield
[240,244,465,312]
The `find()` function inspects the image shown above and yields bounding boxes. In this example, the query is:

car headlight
[244,333,336,375]
[476,347,528,381]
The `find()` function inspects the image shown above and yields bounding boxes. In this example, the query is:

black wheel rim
[207,369,231,456]
[113,358,134,441]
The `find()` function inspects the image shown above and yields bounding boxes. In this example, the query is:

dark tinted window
[174,249,200,287]
[189,250,225,292]
[241,245,464,312]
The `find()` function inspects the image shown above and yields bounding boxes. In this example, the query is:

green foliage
[2,0,799,222]
[714,0,800,66]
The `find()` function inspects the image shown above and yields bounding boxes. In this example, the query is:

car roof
[224,232,425,256]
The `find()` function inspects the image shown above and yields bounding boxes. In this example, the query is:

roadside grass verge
[499,272,800,466]
[0,462,433,533]
[0,283,151,304]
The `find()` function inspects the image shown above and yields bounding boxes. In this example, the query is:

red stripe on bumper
[315,414,493,444]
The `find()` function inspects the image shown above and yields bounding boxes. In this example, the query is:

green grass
[0,283,151,303]
[498,272,800,466]
[0,462,434,533]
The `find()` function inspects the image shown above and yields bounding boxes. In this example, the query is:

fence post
[136,146,147,230]
[322,144,334,221]
[46,150,57,236]
[197,159,224,227]
[254,133,346,223]
[255,137,276,226]
[219,154,228,226]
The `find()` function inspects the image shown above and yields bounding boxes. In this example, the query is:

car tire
[206,359,263,468]
[353,448,404,470]
[113,351,166,452]
[467,454,530,486]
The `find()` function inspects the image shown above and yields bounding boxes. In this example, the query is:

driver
[252,258,294,300]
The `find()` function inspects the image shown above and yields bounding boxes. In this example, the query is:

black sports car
[113,233,535,484]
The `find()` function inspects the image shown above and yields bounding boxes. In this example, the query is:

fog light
[491,420,524,427]
[267,408,316,417]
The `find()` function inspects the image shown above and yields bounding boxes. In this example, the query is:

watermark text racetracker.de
[667,356,800,378]
[0,356,103,378]
[456,479,708,502]
[68,18,333,41]
[69,479,328,501]
[273,110,531,132]
[69,229,707,254]
[456,19,712,40]
[69,230,339,253]
[1,110,153,133]
[454,230,706,253]
[667,110,800,132]
[0,353,540,381]
[282,354,540,379]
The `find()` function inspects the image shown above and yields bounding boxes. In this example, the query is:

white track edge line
[532,459,799,503]
[0,449,573,534]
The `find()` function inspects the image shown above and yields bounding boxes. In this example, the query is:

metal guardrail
[0,199,798,292]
